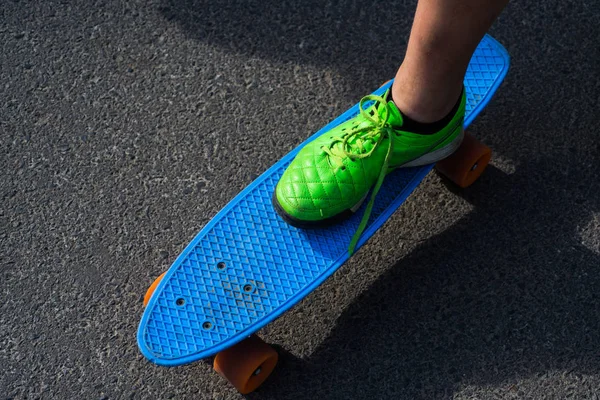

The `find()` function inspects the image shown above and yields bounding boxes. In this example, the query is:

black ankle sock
[388,89,463,135]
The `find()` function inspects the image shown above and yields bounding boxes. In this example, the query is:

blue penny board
[138,34,509,366]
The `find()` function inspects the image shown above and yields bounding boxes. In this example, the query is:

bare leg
[392,0,509,123]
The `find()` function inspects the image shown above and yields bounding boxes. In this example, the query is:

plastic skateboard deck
[138,34,509,367]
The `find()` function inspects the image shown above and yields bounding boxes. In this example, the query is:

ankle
[391,67,463,124]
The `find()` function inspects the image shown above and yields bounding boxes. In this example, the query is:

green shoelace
[322,94,403,255]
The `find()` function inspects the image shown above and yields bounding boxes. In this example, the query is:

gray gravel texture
[2,0,600,399]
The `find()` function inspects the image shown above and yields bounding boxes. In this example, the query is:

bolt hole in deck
[175,298,185,306]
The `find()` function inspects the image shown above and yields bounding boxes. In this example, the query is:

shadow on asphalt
[254,158,600,398]
[159,0,414,97]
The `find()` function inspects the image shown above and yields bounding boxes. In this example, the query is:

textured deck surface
[138,35,509,365]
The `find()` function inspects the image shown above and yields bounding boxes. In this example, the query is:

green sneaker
[273,89,465,254]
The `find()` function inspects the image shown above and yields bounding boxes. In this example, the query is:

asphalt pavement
[1,0,599,398]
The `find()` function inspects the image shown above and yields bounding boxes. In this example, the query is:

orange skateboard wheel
[436,133,492,188]
[213,335,278,394]
[143,272,166,307]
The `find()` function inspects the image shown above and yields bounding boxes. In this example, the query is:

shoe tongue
[332,90,403,156]
[376,89,404,128]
